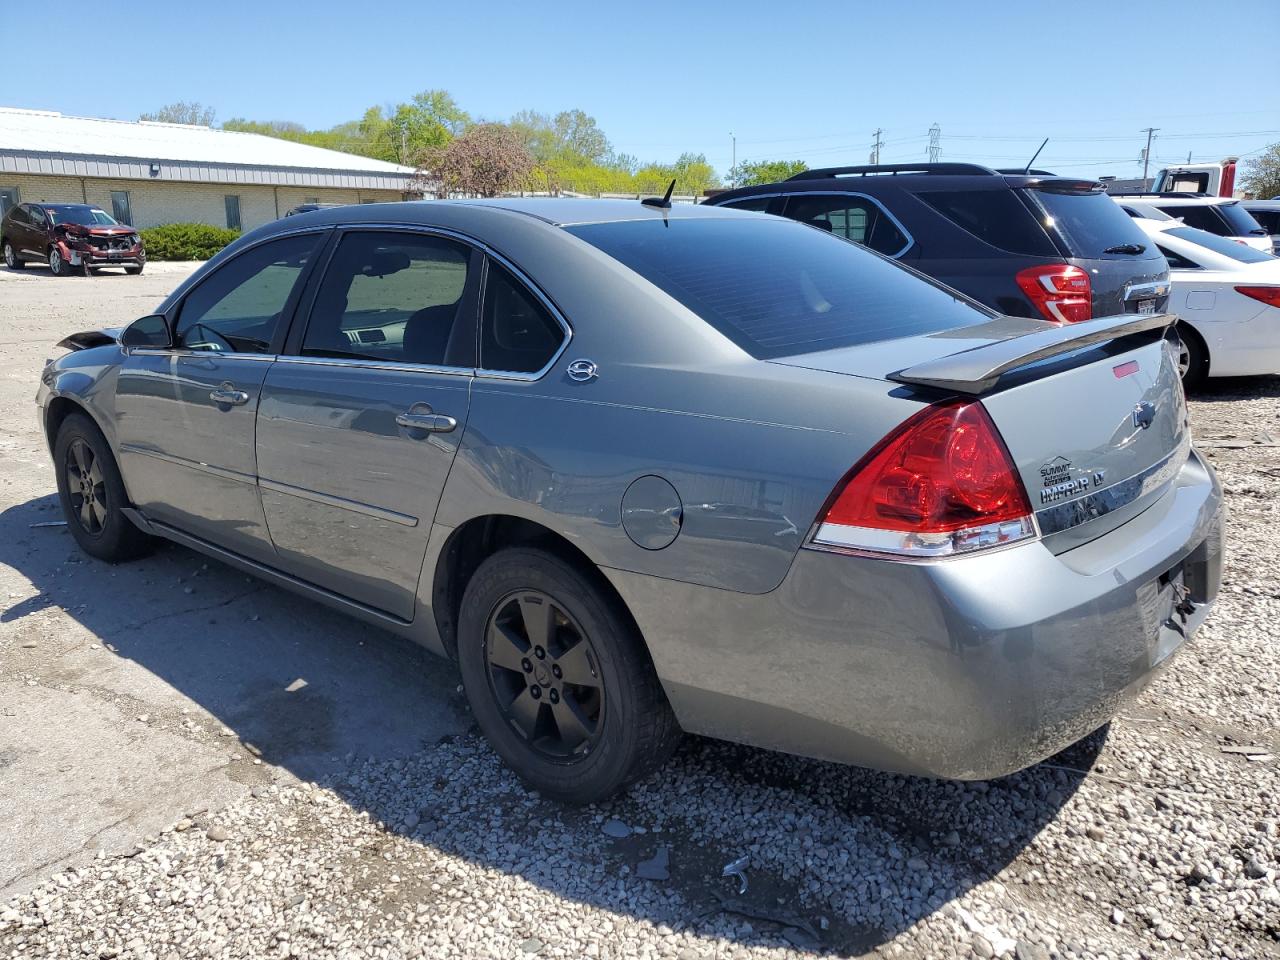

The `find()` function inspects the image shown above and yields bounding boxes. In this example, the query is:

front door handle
[209,386,250,406]
[396,411,458,434]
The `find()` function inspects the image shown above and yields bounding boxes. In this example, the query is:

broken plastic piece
[721,854,750,894]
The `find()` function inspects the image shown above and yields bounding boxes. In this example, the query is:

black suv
[706,163,1169,323]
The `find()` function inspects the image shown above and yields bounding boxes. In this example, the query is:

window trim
[718,190,915,259]
[130,228,330,360]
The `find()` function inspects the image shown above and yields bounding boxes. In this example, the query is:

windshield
[1030,189,1158,258]
[1167,227,1275,264]
[566,217,994,360]
[45,206,117,226]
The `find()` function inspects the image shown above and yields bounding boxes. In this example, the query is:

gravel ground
[2,266,1278,958]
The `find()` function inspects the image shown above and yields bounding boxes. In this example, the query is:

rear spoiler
[889,312,1175,395]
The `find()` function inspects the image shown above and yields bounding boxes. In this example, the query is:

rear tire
[125,264,144,276]
[53,413,153,562]
[1176,323,1209,390]
[456,547,680,803]
[3,241,22,270]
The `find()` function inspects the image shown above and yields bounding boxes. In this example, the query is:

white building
[0,107,417,231]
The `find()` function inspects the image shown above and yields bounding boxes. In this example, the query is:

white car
[1116,196,1272,253]
[1133,217,1280,383]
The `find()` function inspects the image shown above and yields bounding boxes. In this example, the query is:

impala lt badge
[1133,401,1156,430]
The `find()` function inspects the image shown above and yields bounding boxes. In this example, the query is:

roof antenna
[642,179,676,210]
[1024,138,1049,174]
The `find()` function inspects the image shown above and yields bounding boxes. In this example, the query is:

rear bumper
[607,449,1223,779]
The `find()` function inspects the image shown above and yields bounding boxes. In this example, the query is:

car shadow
[0,492,1096,954]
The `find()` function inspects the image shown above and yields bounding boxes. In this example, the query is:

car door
[254,228,480,620]
[115,231,326,563]
[21,205,47,258]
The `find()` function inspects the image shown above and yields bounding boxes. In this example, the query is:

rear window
[916,189,1056,257]
[1166,227,1275,264]
[1248,209,1280,233]
[565,218,993,360]
[1217,202,1267,235]
[1028,189,1157,259]
[1160,203,1265,236]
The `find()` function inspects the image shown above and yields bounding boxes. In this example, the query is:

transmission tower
[928,123,941,163]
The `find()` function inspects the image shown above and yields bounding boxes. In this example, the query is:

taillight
[1015,264,1092,324]
[812,400,1036,558]
[1235,285,1280,308]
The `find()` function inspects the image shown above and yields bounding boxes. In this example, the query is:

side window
[29,206,47,228]
[175,233,320,354]
[783,194,910,256]
[1156,243,1200,270]
[721,196,774,213]
[8,203,28,225]
[480,260,564,375]
[1163,206,1220,234]
[916,189,1057,257]
[302,231,472,366]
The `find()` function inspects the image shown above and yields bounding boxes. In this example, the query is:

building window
[225,195,242,231]
[0,187,18,219]
[110,191,132,225]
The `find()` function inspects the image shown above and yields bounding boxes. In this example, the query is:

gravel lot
[1,263,1277,959]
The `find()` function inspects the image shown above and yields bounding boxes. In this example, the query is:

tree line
[139,97,809,197]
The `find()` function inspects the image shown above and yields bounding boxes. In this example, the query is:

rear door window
[1025,188,1156,259]
[915,189,1057,256]
[719,196,774,212]
[565,217,992,360]
[782,194,910,256]
[479,260,565,375]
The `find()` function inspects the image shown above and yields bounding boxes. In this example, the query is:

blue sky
[8,0,1279,179]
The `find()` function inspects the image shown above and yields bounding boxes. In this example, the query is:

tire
[1176,323,1209,390]
[125,264,144,276]
[48,246,70,277]
[2,241,22,270]
[53,413,153,563]
[457,547,680,803]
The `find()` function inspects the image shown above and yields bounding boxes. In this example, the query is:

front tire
[53,413,153,562]
[457,547,680,803]
[3,241,22,270]
[48,247,70,277]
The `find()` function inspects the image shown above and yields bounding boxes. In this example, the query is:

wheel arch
[430,514,647,664]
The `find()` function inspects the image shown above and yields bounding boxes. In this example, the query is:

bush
[139,223,240,261]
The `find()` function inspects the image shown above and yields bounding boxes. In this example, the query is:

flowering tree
[418,124,534,198]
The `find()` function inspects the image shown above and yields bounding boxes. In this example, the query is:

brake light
[1235,285,1280,308]
[813,400,1036,558]
[1015,264,1092,324]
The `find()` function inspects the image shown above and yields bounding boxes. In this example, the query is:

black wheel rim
[484,590,605,760]
[65,439,107,536]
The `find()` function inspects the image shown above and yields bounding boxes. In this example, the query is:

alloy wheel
[49,248,62,274]
[484,590,605,759]
[65,439,107,536]
[3,244,13,268]
[1176,339,1191,378]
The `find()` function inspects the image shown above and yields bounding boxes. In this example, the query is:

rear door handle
[209,387,250,406]
[396,411,458,434]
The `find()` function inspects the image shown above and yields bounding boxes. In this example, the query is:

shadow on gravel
[0,491,1099,954]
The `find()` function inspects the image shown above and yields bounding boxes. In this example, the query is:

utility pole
[1140,127,1159,182]
[730,131,736,187]
[928,123,941,163]
[870,128,883,165]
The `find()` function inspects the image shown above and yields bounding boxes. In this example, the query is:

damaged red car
[2,202,145,276]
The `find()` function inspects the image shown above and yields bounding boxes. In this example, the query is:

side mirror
[120,314,172,350]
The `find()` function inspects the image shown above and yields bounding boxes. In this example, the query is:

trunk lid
[772,313,1189,549]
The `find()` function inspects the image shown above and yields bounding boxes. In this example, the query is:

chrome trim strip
[130,348,279,362]
[1035,434,1192,536]
[273,355,473,377]
[714,190,915,259]
[258,477,418,527]
[118,444,256,485]
[1123,279,1171,301]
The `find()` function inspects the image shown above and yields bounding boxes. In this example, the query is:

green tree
[140,101,216,126]
[728,159,808,187]
[359,91,470,165]
[1241,144,1280,200]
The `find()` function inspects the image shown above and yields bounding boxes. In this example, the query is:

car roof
[1117,195,1234,206]
[1242,199,1280,209]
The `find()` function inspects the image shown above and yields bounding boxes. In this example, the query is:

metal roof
[0,107,417,191]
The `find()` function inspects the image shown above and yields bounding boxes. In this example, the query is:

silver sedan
[37,199,1222,802]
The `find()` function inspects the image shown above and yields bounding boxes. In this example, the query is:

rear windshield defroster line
[565,218,993,360]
